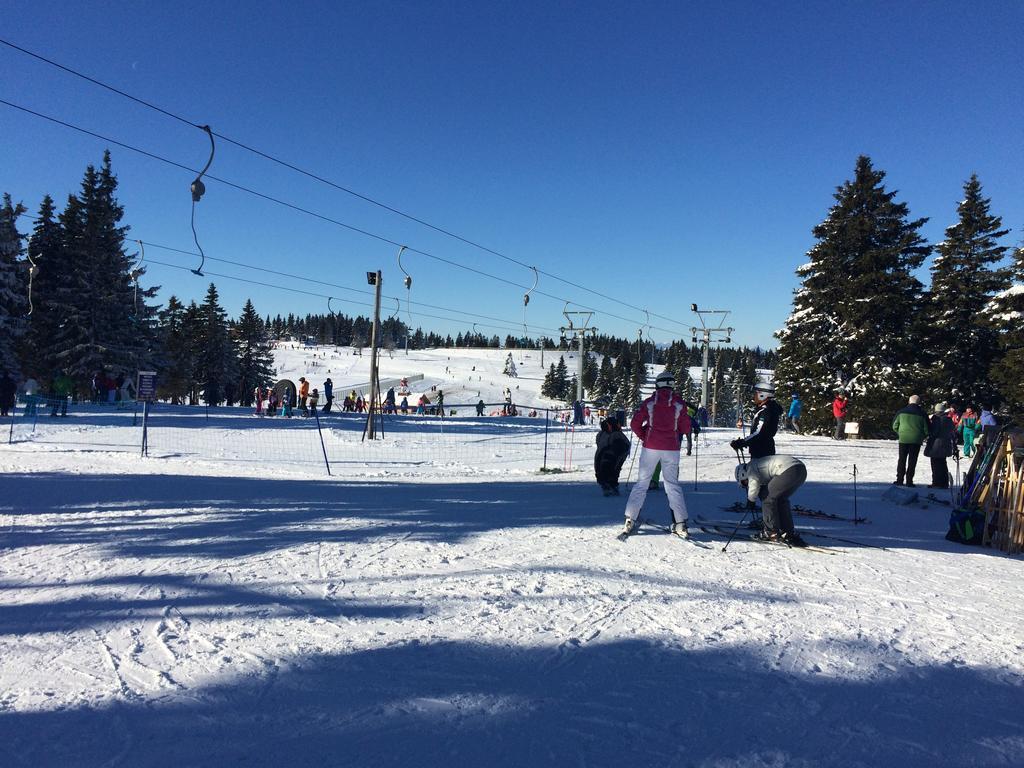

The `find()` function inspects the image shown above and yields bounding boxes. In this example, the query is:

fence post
[7,398,16,445]
[314,406,332,476]
[542,408,550,471]
[140,400,150,457]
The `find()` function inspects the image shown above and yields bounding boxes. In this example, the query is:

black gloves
[730,438,746,450]
[746,500,757,510]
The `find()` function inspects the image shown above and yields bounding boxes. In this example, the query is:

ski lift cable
[26,246,38,316]
[523,265,538,338]
[130,239,561,332]
[398,244,412,328]
[141,256,537,335]
[0,97,679,337]
[131,239,146,315]
[188,125,215,276]
[0,37,699,334]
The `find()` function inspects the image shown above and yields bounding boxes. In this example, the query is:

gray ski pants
[761,464,807,535]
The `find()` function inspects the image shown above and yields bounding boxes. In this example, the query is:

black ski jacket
[739,398,782,459]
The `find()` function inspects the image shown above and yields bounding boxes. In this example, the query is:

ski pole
[693,429,698,491]
[721,502,754,553]
[625,440,639,493]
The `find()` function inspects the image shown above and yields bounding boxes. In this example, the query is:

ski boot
[781,531,808,548]
[671,520,690,539]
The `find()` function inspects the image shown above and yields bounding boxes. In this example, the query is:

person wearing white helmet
[621,370,693,538]
[735,455,808,546]
[730,382,782,459]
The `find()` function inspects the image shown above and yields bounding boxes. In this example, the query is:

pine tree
[924,175,1009,407]
[541,363,561,399]
[503,352,518,377]
[234,298,276,407]
[986,242,1024,416]
[20,195,62,377]
[0,194,27,378]
[775,156,930,435]
[156,295,191,403]
[554,356,569,399]
[581,352,598,396]
[195,284,238,406]
[594,354,615,400]
[566,374,579,404]
[49,153,157,385]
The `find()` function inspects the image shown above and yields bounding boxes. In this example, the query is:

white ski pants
[624,447,689,524]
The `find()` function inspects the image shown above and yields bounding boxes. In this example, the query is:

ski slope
[1,347,1022,767]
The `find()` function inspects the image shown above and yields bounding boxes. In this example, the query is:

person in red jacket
[832,392,849,440]
[622,370,693,538]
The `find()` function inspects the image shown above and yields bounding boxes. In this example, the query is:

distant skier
[0,372,16,417]
[255,385,266,416]
[298,377,310,415]
[595,416,631,496]
[384,387,396,414]
[697,405,709,429]
[573,400,584,426]
[787,393,802,434]
[891,394,928,487]
[307,388,320,416]
[927,403,956,489]
[436,389,444,416]
[832,392,849,440]
[323,378,334,413]
[959,407,979,458]
[50,371,72,417]
[476,399,485,417]
[730,384,782,459]
[621,370,692,538]
[735,455,808,546]
[979,406,998,448]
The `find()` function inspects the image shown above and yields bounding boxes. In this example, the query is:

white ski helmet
[655,370,675,389]
[753,382,775,402]
[735,464,750,486]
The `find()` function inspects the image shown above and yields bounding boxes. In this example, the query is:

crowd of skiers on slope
[596,369,809,547]
[0,369,136,419]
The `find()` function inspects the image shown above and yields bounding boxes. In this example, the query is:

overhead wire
[13,210,563,334]
[142,256,543,335]
[0,96,682,336]
[135,240,561,333]
[0,37,696,335]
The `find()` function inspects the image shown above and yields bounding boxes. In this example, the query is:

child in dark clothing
[595,416,632,496]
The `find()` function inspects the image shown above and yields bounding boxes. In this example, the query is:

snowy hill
[1,347,1023,767]
[271,343,576,408]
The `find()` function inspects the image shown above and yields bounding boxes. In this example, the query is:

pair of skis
[616,518,711,549]
[616,517,836,554]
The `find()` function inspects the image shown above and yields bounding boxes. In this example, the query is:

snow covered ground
[1,347,1023,767]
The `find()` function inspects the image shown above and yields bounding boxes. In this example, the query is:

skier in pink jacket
[622,370,693,538]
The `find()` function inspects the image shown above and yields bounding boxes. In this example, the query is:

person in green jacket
[50,371,73,417]
[959,407,980,457]
[892,394,929,487]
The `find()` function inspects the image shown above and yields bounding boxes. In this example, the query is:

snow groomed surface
[1,347,1022,767]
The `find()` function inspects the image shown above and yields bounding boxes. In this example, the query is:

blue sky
[2,1,1022,348]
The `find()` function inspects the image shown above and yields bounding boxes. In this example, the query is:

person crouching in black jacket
[595,416,631,496]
